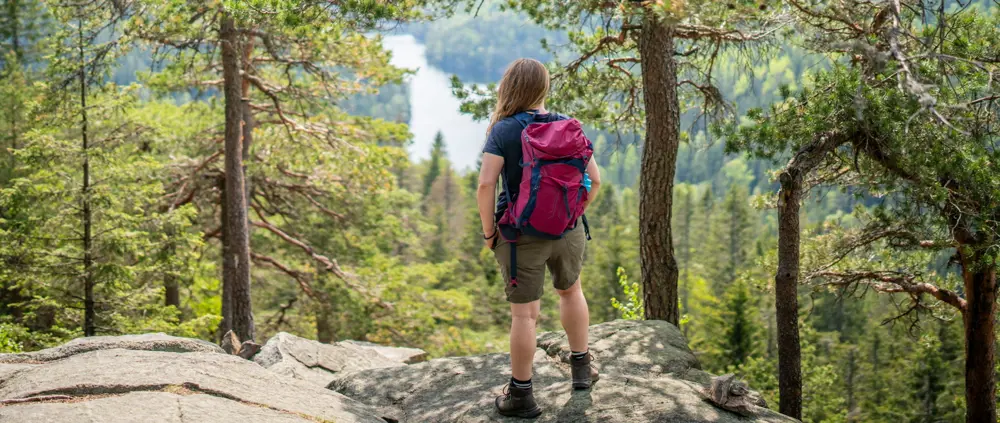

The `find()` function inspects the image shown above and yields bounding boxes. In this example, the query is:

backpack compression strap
[504,111,537,289]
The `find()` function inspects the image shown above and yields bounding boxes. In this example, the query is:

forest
[1,1,998,422]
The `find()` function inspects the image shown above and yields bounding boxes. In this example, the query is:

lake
[382,34,489,172]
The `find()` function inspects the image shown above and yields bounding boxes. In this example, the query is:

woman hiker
[477,58,601,419]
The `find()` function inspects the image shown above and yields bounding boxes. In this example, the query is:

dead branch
[249,214,392,311]
[249,252,316,299]
[811,270,967,311]
[169,149,223,210]
[674,21,786,42]
[263,297,297,331]
[559,26,634,78]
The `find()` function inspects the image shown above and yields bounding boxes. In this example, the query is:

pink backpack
[498,112,593,287]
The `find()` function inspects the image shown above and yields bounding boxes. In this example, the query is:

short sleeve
[483,121,506,156]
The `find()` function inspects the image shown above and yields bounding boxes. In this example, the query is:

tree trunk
[10,1,20,59]
[7,0,18,181]
[218,177,232,336]
[316,304,334,344]
[637,11,680,324]
[165,226,180,309]
[241,35,254,218]
[959,260,997,423]
[77,17,95,337]
[772,132,844,419]
[775,169,803,419]
[164,272,180,309]
[220,14,254,342]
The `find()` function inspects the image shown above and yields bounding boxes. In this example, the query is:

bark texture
[637,11,680,324]
[959,259,997,423]
[218,177,231,336]
[775,169,802,419]
[774,133,845,419]
[220,14,254,342]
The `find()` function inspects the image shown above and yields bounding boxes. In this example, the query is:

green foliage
[610,267,643,320]
[0,323,28,353]
[407,4,562,82]
[583,185,640,321]
[9,86,205,336]
[707,183,754,295]
[341,82,411,123]
[0,0,49,67]
[719,280,760,368]
[423,131,446,196]
[0,3,992,420]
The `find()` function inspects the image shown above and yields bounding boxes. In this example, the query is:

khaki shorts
[492,226,586,303]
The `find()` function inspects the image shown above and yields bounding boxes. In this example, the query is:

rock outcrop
[0,320,799,423]
[341,339,428,364]
[0,332,224,364]
[253,332,410,387]
[704,373,770,417]
[329,320,798,423]
[0,349,384,422]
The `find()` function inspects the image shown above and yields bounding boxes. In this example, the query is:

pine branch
[812,270,967,311]
[263,297,297,331]
[558,26,634,78]
[249,209,392,311]
[166,149,223,211]
[249,252,316,299]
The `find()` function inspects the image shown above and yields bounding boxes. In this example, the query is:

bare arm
[584,159,601,210]
[478,153,505,243]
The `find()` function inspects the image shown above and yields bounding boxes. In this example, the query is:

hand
[483,231,498,250]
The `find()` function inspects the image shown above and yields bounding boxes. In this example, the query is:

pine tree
[582,184,624,321]
[133,0,432,340]
[903,318,965,423]
[0,0,48,67]
[722,280,759,367]
[423,131,445,197]
[0,0,48,185]
[708,184,752,296]
[673,184,695,325]
[0,0,202,339]
[457,0,780,325]
[734,2,1000,417]
[218,11,254,341]
[702,279,761,371]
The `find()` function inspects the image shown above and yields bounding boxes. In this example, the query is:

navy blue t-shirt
[483,111,569,217]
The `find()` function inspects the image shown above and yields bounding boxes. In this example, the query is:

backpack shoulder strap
[511,111,536,129]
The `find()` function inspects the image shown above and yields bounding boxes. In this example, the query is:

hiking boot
[571,353,599,390]
[495,383,542,419]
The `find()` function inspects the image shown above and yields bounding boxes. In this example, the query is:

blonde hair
[486,58,550,135]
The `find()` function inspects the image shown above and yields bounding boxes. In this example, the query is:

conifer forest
[1,1,998,421]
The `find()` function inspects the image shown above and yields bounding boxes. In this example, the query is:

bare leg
[556,279,589,352]
[509,300,541,381]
